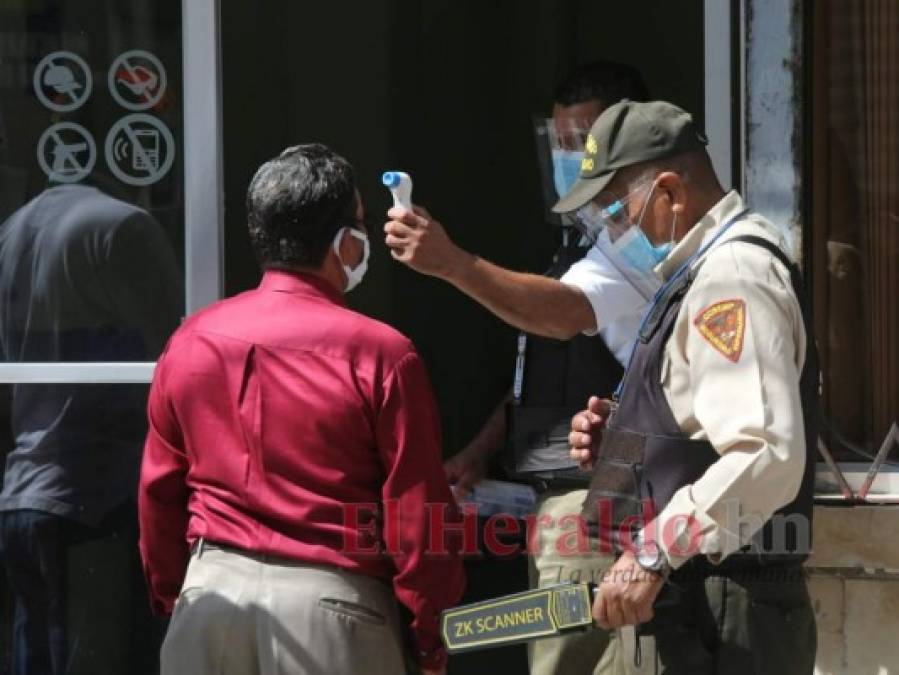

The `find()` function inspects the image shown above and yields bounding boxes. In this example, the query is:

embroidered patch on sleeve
[693,299,747,363]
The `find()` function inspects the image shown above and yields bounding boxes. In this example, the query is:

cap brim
[551,170,617,214]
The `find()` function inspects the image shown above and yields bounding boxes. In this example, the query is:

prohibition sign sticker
[33,51,93,112]
[104,114,175,186]
[108,50,167,111]
[37,122,97,183]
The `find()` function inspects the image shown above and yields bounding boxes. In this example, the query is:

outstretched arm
[384,206,596,339]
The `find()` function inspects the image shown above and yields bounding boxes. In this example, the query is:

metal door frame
[704,0,735,191]
[0,0,224,385]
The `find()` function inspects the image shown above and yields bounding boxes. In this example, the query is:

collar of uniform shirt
[655,190,746,282]
[258,268,346,305]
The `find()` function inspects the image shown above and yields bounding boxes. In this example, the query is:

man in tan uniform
[385,63,653,675]
[564,100,818,674]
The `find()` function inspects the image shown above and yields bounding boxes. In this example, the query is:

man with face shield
[138,144,464,675]
[565,101,818,674]
[385,62,649,675]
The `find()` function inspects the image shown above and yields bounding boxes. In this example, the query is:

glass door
[0,0,222,672]
[0,0,185,381]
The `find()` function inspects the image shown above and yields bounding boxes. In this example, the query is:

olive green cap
[552,99,708,213]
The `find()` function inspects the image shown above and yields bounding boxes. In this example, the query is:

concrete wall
[809,506,899,674]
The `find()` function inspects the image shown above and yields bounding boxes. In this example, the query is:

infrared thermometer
[382,171,413,211]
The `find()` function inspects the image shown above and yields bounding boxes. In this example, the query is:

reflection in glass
[0,183,179,674]
[811,0,899,460]
[0,184,182,363]
[0,1,183,673]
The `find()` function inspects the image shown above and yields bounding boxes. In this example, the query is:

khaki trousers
[528,488,614,675]
[160,544,406,675]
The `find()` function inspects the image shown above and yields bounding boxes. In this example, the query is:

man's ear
[655,172,685,211]
[334,227,347,261]
[665,179,690,239]
[337,227,363,267]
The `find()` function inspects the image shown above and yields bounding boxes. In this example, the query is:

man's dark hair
[554,60,650,108]
[247,143,357,269]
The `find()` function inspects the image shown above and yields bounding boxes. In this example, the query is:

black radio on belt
[504,242,623,484]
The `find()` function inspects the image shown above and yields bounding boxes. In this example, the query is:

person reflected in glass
[0,178,182,675]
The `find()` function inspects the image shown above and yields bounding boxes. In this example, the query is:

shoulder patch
[693,299,746,363]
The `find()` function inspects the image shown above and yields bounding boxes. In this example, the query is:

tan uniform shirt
[645,191,807,569]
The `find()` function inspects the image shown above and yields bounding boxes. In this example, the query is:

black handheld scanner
[440,582,597,654]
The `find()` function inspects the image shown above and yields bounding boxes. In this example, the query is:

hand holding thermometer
[382,171,450,275]
[382,171,413,211]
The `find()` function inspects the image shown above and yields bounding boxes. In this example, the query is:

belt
[188,538,395,590]
[191,537,228,556]
[531,476,589,493]
[189,537,286,564]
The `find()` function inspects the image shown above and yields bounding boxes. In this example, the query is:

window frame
[743,0,899,501]
[0,0,224,386]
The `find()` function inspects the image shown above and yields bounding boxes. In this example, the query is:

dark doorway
[221,2,703,672]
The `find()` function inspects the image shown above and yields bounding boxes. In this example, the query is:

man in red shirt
[138,143,464,675]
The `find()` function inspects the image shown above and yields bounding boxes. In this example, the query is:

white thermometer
[382,171,413,211]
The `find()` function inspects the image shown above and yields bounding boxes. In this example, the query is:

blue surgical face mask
[551,149,584,198]
[609,183,677,273]
[613,226,673,273]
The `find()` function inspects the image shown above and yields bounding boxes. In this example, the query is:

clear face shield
[572,181,664,301]
[533,116,591,229]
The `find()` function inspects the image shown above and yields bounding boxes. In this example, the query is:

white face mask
[332,227,370,292]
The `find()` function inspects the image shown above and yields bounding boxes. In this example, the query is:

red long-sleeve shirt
[138,270,464,665]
